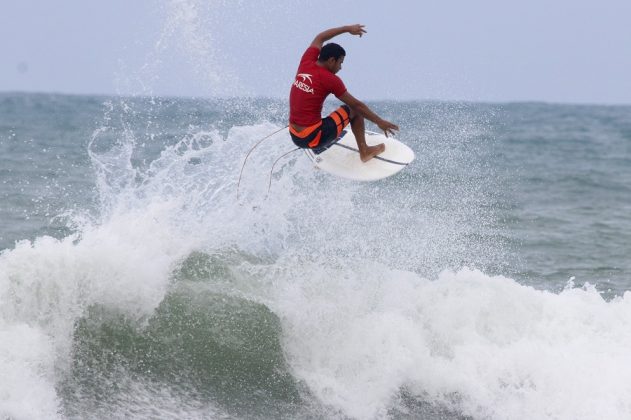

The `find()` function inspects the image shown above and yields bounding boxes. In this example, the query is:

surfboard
[304,130,415,181]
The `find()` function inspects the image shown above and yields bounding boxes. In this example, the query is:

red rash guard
[289,47,347,127]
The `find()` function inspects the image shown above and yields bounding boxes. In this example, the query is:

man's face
[333,56,345,74]
[327,56,345,74]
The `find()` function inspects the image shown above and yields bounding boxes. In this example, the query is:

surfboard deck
[304,130,415,181]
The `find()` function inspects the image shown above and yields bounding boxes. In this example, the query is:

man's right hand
[378,119,399,137]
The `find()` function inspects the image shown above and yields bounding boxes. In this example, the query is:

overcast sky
[2,0,630,104]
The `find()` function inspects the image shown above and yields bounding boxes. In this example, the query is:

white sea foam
[264,263,631,419]
[0,186,203,419]
[0,322,60,419]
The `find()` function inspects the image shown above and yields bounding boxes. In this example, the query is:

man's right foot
[360,143,385,162]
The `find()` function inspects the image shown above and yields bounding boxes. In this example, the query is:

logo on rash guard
[297,73,313,83]
[293,73,314,94]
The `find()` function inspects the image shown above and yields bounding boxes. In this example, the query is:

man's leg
[349,108,385,162]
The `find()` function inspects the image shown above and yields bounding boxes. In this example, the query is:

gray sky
[2,0,630,104]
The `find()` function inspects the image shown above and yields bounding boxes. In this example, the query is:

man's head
[318,43,346,74]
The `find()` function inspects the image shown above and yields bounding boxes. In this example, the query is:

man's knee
[346,105,361,121]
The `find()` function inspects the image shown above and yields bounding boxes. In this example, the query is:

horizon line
[1,89,630,108]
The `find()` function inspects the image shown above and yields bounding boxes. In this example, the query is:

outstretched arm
[310,24,367,49]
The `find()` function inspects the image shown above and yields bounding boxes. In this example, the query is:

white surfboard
[304,130,415,181]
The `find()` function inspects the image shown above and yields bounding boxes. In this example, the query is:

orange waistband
[289,121,322,139]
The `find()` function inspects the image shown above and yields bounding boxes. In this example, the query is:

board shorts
[289,105,351,154]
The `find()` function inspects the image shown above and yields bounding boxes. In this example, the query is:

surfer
[289,24,399,162]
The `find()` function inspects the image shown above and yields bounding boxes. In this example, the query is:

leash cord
[266,147,301,197]
[236,125,288,200]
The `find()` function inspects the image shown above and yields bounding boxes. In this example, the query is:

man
[289,24,399,162]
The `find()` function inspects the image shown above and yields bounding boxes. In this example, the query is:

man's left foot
[360,143,385,162]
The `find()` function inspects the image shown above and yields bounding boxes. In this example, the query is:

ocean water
[1,92,630,420]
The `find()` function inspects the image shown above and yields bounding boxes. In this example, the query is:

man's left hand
[347,24,367,37]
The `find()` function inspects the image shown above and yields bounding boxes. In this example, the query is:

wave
[2,109,631,419]
[267,263,631,419]
[3,237,631,419]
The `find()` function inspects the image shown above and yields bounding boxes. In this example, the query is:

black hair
[318,43,346,62]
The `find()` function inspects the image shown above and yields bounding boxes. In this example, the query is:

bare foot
[360,143,385,162]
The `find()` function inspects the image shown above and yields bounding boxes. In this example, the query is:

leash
[266,147,301,197]
[236,125,288,200]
